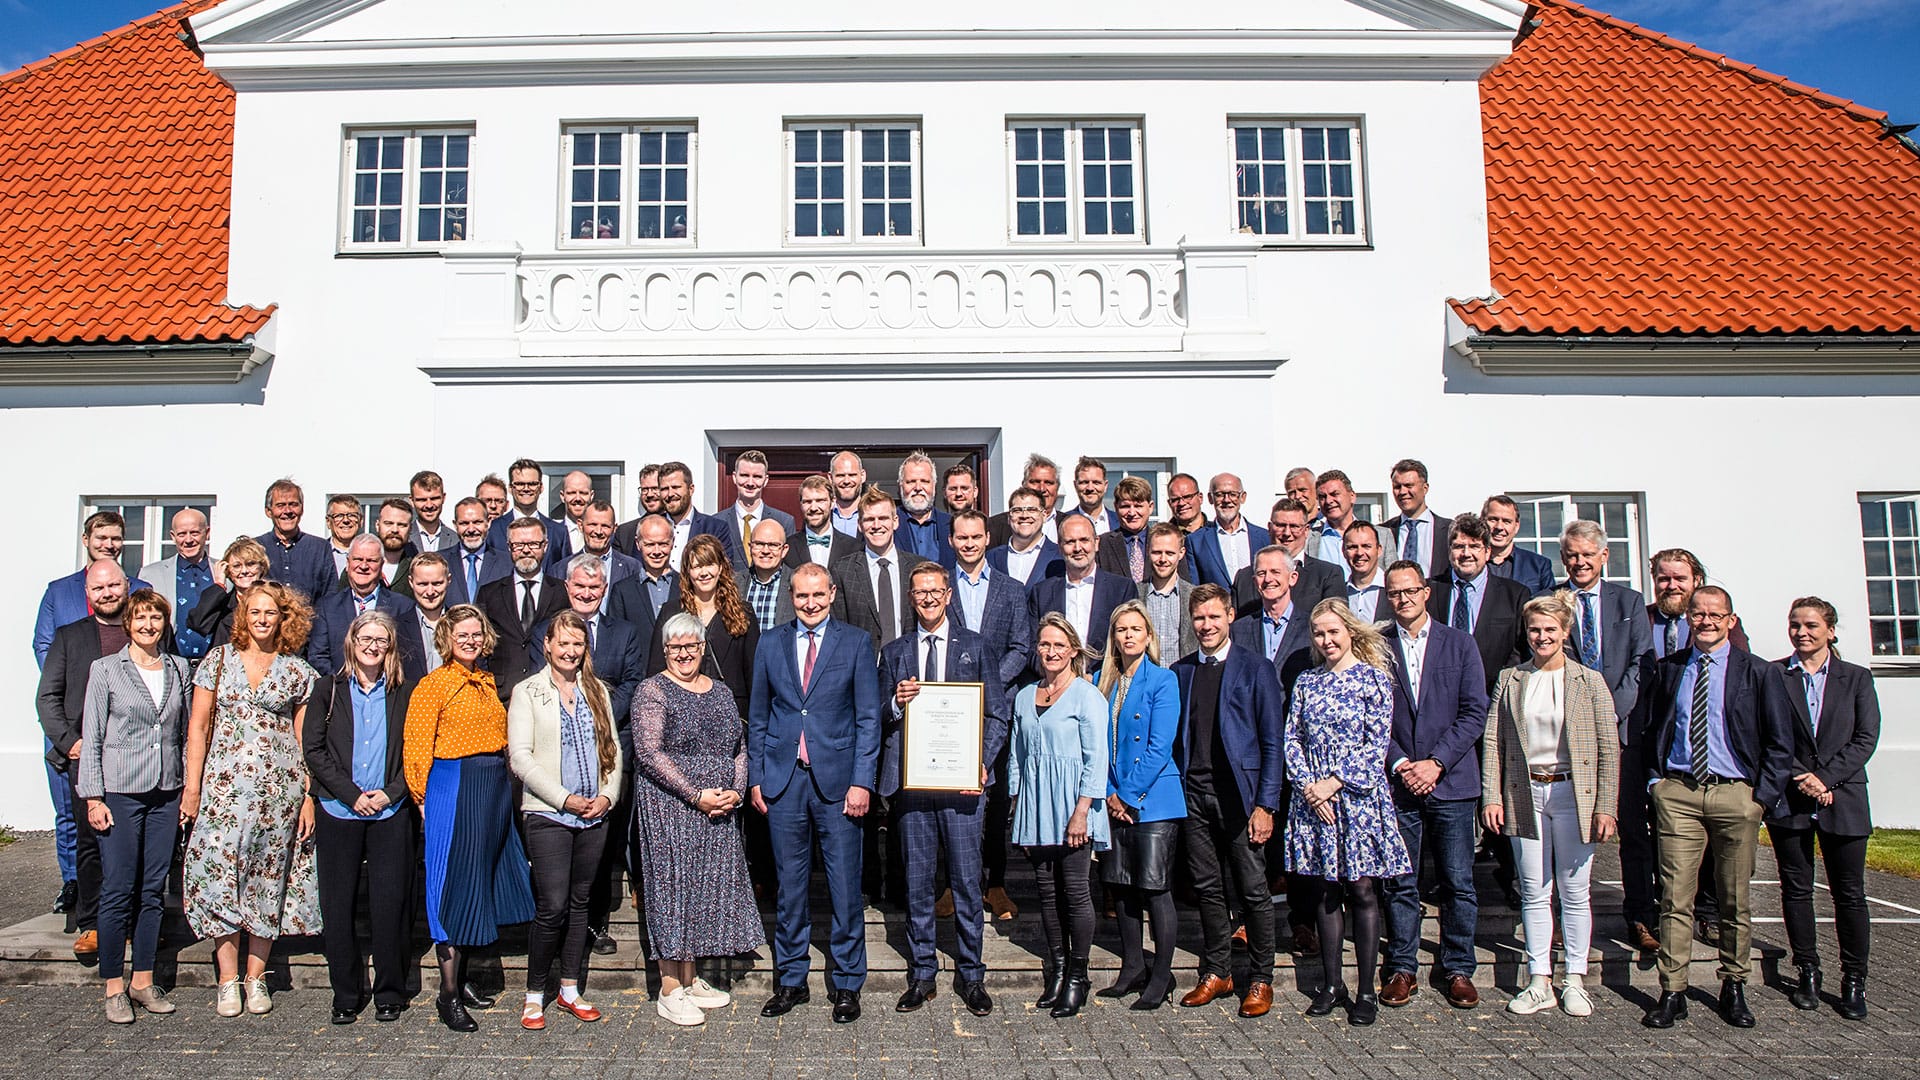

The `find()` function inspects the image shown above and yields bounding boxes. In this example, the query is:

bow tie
[808,535,831,547]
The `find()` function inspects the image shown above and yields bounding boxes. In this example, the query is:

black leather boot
[1050,959,1091,1018]
[1036,947,1068,1008]
[1838,974,1867,1021]
[436,991,477,1033]
[1789,964,1821,1010]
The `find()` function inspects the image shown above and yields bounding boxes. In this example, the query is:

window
[1505,494,1645,591]
[1860,494,1920,659]
[1351,493,1390,525]
[1096,459,1174,517]
[1228,120,1366,243]
[341,128,472,250]
[561,125,695,244]
[1009,122,1142,241]
[83,498,215,580]
[786,123,920,242]
[542,463,624,519]
[349,495,407,537]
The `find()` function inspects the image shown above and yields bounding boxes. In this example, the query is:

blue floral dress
[1284,662,1410,882]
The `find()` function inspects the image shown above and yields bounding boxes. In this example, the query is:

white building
[4,0,1918,826]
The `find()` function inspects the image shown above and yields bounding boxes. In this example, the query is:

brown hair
[682,535,750,638]
[228,581,313,655]
[1788,595,1842,660]
[409,470,444,494]
[857,485,896,513]
[1113,475,1153,505]
[122,588,172,632]
[799,473,832,496]
[1649,547,1708,581]
[545,611,618,782]
[434,604,497,661]
[1187,582,1233,617]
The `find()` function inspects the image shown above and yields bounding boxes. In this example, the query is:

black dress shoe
[1789,965,1822,1011]
[1720,980,1755,1027]
[374,1003,403,1022]
[53,880,76,915]
[956,979,993,1016]
[1643,990,1688,1029]
[590,927,617,956]
[761,984,810,1017]
[436,992,478,1033]
[1096,970,1148,998]
[331,1006,358,1025]
[1348,991,1378,1026]
[833,990,862,1024]
[1132,981,1171,1011]
[460,982,495,1009]
[896,979,936,1012]
[1306,985,1350,1017]
[1838,974,1867,1021]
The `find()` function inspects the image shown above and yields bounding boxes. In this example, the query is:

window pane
[821,202,843,236]
[1083,165,1107,198]
[1109,128,1131,160]
[638,171,662,202]
[822,168,843,199]
[421,137,443,168]
[1043,201,1067,234]
[1863,500,1889,537]
[419,172,442,203]
[1084,202,1107,235]
[1868,579,1894,615]
[1042,163,1066,198]
[889,204,911,237]
[1014,127,1037,160]
[1017,202,1039,234]
[1017,163,1038,198]
[665,132,688,165]
[1866,540,1892,577]
[446,136,469,168]
[1894,499,1918,536]
[794,205,816,237]
[1111,202,1135,235]
[821,129,843,160]
[795,168,818,199]
[635,206,661,239]
[638,132,662,165]
[379,172,402,205]
[664,170,687,202]
[862,164,883,200]
[862,202,884,237]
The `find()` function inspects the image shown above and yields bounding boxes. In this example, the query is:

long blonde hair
[1309,598,1390,672]
[1097,599,1160,700]
[545,611,618,783]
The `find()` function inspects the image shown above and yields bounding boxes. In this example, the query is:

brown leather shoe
[1445,975,1480,1009]
[1231,924,1248,947]
[1631,921,1660,953]
[1237,982,1273,1018]
[984,886,1018,921]
[1380,971,1416,1006]
[1180,974,1235,1007]
[72,930,98,958]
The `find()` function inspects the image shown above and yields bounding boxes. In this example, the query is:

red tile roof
[1452,0,1920,337]
[0,0,273,347]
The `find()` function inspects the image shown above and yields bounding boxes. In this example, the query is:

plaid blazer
[1480,660,1619,842]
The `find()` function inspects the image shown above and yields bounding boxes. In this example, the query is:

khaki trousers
[1650,775,1761,989]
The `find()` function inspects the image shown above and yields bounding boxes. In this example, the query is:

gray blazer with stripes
[77,647,190,799]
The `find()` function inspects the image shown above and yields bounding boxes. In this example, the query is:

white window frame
[1225,118,1368,245]
[541,462,626,520]
[1351,492,1391,525]
[339,126,474,252]
[1096,458,1175,518]
[82,497,216,579]
[784,122,923,245]
[558,124,697,247]
[1859,493,1920,665]
[1505,493,1646,593]
[1007,120,1145,243]
[350,494,408,538]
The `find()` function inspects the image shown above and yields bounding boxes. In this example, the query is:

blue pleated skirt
[422,753,536,946]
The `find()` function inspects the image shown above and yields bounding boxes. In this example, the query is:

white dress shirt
[1005,542,1042,584]
[1217,519,1253,581]
[1063,573,1095,644]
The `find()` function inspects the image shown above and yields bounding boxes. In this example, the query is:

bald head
[86,559,129,619]
[636,513,675,575]
[560,470,595,523]
[750,517,789,572]
[169,507,209,561]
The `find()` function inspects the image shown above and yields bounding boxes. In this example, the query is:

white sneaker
[214,979,243,1018]
[1506,980,1556,1015]
[685,978,732,1009]
[656,987,706,1027]
[1559,981,1594,1017]
[243,977,273,1015]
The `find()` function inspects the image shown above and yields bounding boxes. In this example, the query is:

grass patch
[0,826,13,850]
[1760,826,1920,880]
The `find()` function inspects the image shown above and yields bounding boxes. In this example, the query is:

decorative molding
[1450,333,1920,376]
[0,324,274,386]
[418,351,1285,386]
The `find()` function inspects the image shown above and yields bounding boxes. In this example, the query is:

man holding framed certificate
[876,563,1008,1017]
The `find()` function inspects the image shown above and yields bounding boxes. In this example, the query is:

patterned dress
[630,675,764,961]
[1283,661,1411,882]
[183,646,322,939]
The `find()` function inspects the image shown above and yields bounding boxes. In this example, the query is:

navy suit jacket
[442,544,513,608]
[894,508,954,566]
[874,623,1006,796]
[946,568,1033,709]
[1560,579,1653,733]
[1230,608,1317,734]
[485,512,572,566]
[1231,554,1341,618]
[1026,570,1135,657]
[35,568,152,666]
[985,539,1063,586]
[1636,645,1794,812]
[748,618,882,801]
[605,571,678,660]
[1382,620,1488,804]
[1489,547,1556,597]
[1382,510,1452,579]
[528,612,647,736]
[687,510,746,569]
[307,587,422,681]
[1170,643,1287,812]
[1427,569,1529,694]
[1769,656,1879,835]
[1185,522,1271,589]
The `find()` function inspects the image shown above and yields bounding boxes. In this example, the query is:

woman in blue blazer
[1770,597,1880,1021]
[1094,600,1184,1010]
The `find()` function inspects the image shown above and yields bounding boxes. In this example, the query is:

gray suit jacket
[746,568,798,630]
[1138,579,1198,658]
[77,648,190,798]
[831,548,930,657]
[1560,579,1653,735]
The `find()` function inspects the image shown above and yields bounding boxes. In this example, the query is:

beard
[514,556,542,576]
[902,492,933,515]
[1656,591,1689,618]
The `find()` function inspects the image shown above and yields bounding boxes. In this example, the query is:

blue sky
[8,1,1920,121]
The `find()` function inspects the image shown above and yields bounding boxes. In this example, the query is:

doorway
[715,444,990,522]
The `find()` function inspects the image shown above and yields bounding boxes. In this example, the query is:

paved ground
[2,828,1917,1078]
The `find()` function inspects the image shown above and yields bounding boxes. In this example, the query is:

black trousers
[1027,844,1094,963]
[525,815,608,991]
[1183,783,1275,984]
[63,771,100,933]
[1771,824,1870,978]
[585,792,633,932]
[982,744,1013,888]
[314,807,417,1010]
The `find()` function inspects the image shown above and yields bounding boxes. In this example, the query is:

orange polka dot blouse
[403,662,508,803]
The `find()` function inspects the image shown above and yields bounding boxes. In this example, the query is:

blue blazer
[874,623,1007,797]
[35,568,152,667]
[946,569,1033,710]
[1171,643,1287,812]
[1382,620,1488,804]
[1491,547,1556,597]
[529,613,647,736]
[1769,655,1879,836]
[748,618,882,801]
[986,539,1063,586]
[1560,579,1653,733]
[1636,645,1794,813]
[1185,522,1271,589]
[485,512,572,566]
[687,510,746,569]
[307,587,421,681]
[1026,570,1136,657]
[1107,659,1184,821]
[443,545,512,608]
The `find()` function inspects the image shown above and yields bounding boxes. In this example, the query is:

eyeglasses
[749,541,786,551]
[1385,587,1429,601]
[453,632,487,644]
[1209,491,1244,501]
[1687,611,1735,624]
[1009,506,1042,517]
[1168,492,1201,504]
[327,513,362,523]
[509,481,542,491]
[508,541,545,552]
[352,636,392,650]
[910,589,949,600]
[664,643,703,656]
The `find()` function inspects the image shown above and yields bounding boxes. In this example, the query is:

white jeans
[1510,778,1594,976]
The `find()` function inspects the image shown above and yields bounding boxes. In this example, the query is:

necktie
[1401,519,1419,562]
[876,557,896,641]
[1128,534,1145,582]
[1689,653,1712,778]
[1578,591,1599,664]
[798,630,817,765]
[741,512,754,554]
[923,633,939,682]
[586,619,596,651]
[464,551,480,600]
[356,591,375,616]
[1451,582,1471,632]
[1665,618,1680,656]
[520,579,536,630]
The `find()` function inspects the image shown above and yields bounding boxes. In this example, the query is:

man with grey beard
[894,451,953,565]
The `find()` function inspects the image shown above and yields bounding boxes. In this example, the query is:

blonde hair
[1309,598,1390,672]
[344,609,404,687]
[1035,612,1091,679]
[434,604,497,662]
[1522,590,1577,634]
[1097,600,1160,700]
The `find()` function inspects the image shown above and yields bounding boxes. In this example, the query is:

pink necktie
[798,629,818,765]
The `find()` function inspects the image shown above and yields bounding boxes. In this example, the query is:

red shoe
[520,1001,546,1030]
[554,996,602,1022]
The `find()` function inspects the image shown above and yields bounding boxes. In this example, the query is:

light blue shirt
[1313,521,1346,564]
[1346,573,1385,622]
[830,505,861,537]
[1448,568,1489,632]
[1260,601,1295,660]
[643,570,676,616]
[1666,640,1741,778]
[1788,656,1830,734]
[955,563,991,632]
[321,676,398,821]
[538,685,601,829]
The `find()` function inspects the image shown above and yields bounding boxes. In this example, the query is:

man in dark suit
[894,452,954,566]
[605,514,679,655]
[575,502,642,593]
[402,553,451,679]
[1186,473,1271,589]
[1141,525,1198,661]
[1637,586,1792,1031]
[485,458,572,563]
[717,450,798,571]
[1560,519,1654,738]
[309,535,421,680]
[528,554,647,956]
[1062,456,1121,536]
[655,460,745,570]
[1171,584,1287,1018]
[370,499,421,595]
[785,474,860,572]
[444,497,510,608]
[749,563,883,1024]
[1428,514,1528,692]
[831,488,928,660]
[1482,496,1556,596]
[745,519,799,631]
[1382,459,1451,580]
[1377,560,1489,1011]
[986,486,1063,586]
[35,559,128,955]
[476,517,569,702]
[945,509,1032,922]
[877,563,1004,1016]
[987,454,1066,547]
[1234,498,1341,616]
[407,470,456,555]
[1026,515,1133,661]
[1095,476,1157,584]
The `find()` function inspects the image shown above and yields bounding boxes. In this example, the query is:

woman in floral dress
[181,581,321,1019]
[1284,598,1408,1027]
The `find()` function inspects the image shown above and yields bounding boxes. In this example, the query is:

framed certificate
[903,681,986,792]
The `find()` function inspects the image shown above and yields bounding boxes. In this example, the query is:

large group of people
[32,450,1880,1032]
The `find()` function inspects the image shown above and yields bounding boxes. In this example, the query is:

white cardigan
[507,669,625,816]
